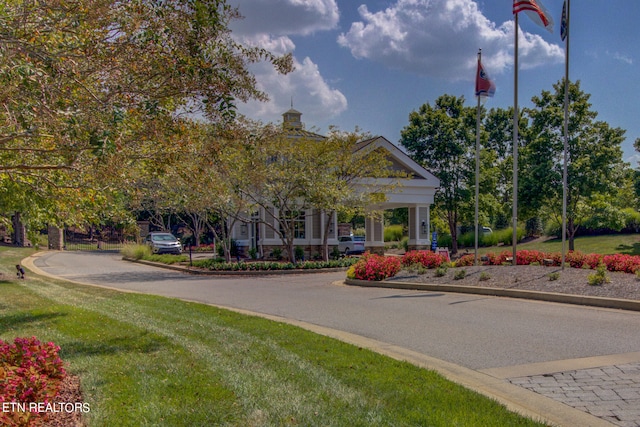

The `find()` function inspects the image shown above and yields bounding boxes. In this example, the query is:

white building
[231,109,440,258]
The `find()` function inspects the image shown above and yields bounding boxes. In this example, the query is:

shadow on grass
[616,243,640,256]
[0,311,66,332]
[60,332,165,359]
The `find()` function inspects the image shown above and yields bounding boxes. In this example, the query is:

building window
[280,211,305,239]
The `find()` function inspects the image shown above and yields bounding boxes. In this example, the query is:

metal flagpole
[512,13,519,266]
[561,0,570,270]
[475,49,482,266]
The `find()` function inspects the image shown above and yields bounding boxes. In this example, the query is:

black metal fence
[64,227,135,251]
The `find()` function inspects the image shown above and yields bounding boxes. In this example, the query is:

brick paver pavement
[510,363,640,427]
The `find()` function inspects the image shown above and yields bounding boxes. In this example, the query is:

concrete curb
[345,278,640,312]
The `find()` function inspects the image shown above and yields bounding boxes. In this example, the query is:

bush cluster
[456,249,640,274]
[350,253,401,281]
[193,258,357,271]
[402,251,448,269]
[0,337,66,426]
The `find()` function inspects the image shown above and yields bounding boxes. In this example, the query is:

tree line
[400,80,638,254]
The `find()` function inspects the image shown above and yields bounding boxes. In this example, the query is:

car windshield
[152,234,177,242]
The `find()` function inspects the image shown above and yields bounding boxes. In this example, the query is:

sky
[228,0,640,166]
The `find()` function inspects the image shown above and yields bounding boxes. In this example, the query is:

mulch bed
[389,264,640,301]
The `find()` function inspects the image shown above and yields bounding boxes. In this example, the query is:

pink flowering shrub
[602,253,640,274]
[483,251,513,265]
[402,251,448,269]
[351,253,402,281]
[582,253,604,269]
[0,337,66,426]
[515,250,546,265]
[454,254,475,267]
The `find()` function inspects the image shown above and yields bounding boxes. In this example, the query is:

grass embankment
[1,247,547,426]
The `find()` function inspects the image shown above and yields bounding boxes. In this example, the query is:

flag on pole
[513,0,554,33]
[475,58,496,98]
[560,0,568,40]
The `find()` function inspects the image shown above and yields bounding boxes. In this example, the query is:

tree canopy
[0,0,292,230]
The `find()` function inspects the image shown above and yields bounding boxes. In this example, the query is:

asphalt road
[28,251,640,371]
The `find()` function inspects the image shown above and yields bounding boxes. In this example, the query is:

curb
[345,278,640,312]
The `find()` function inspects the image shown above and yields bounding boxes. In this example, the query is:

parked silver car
[145,232,182,255]
[338,235,365,255]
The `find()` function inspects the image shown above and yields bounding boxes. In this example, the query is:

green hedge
[193,258,358,271]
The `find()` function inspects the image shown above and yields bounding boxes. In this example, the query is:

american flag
[513,0,554,33]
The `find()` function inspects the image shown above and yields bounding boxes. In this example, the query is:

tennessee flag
[475,59,495,98]
[513,0,554,33]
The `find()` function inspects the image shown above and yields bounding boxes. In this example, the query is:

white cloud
[230,0,339,36]
[337,0,563,80]
[240,56,348,122]
[228,0,346,123]
[609,51,633,65]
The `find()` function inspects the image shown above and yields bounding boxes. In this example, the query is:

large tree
[400,94,476,254]
[520,80,627,250]
[0,0,292,230]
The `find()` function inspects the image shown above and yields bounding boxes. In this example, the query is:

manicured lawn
[1,247,547,426]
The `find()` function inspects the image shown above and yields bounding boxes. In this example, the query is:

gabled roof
[354,136,440,186]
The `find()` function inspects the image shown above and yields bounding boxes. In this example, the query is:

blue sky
[229,0,640,166]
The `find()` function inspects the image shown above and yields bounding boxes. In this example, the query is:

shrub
[121,243,152,260]
[351,253,401,281]
[146,254,188,264]
[602,253,640,274]
[434,266,448,277]
[588,264,610,286]
[0,337,66,426]
[548,272,560,281]
[565,251,586,269]
[402,251,448,269]
[483,251,513,266]
[515,249,546,265]
[479,272,490,281]
[454,254,475,267]
[384,225,404,242]
[454,269,466,280]
[582,253,603,269]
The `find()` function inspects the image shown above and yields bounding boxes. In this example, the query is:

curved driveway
[26,251,640,427]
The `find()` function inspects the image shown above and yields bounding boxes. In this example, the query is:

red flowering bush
[351,253,402,281]
[402,251,448,269]
[0,337,66,426]
[483,251,513,265]
[564,251,586,268]
[582,253,604,269]
[454,254,475,267]
[515,249,546,265]
[602,253,640,274]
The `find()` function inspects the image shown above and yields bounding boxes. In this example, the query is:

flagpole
[475,49,482,266]
[561,0,570,270]
[512,13,519,266]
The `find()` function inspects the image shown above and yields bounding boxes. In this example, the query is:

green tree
[520,80,627,250]
[400,95,476,254]
[0,0,292,231]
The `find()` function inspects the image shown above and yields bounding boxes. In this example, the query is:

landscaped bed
[347,250,640,301]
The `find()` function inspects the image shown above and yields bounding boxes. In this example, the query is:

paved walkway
[23,251,640,427]
[510,363,640,427]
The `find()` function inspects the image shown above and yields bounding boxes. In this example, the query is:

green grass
[473,233,640,257]
[2,247,547,426]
